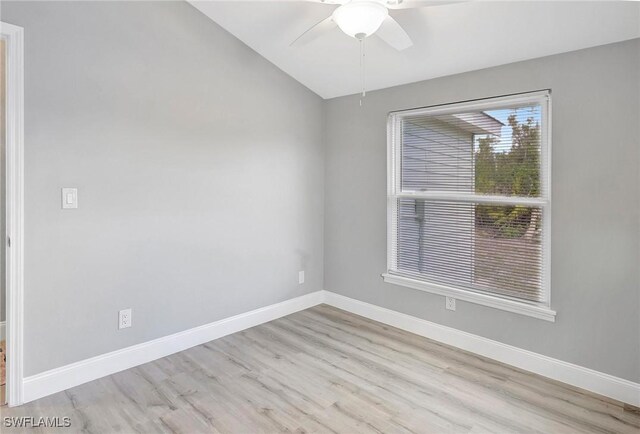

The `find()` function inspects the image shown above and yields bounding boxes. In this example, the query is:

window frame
[384,90,555,321]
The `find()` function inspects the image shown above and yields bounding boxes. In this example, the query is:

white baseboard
[20,290,639,408]
[323,291,640,407]
[0,321,5,341]
[22,291,324,404]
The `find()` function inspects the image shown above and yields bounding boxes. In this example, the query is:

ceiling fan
[291,0,459,50]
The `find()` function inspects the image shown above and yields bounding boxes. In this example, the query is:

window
[384,91,554,321]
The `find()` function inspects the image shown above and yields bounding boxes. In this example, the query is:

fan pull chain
[359,36,366,107]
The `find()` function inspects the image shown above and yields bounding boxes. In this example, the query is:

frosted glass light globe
[332,2,389,39]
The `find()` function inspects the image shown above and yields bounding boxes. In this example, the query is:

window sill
[381,273,556,322]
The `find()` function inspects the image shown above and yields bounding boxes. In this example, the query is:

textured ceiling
[190,1,640,99]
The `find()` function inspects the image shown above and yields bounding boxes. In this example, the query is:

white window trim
[385,90,555,322]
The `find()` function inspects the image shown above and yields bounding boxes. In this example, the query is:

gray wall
[324,39,640,382]
[1,1,325,376]
[1,1,638,384]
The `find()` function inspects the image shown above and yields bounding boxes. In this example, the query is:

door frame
[1,21,24,407]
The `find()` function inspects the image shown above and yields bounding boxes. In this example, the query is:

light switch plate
[62,188,78,209]
[298,270,305,284]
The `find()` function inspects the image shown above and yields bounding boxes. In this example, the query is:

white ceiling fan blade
[375,15,413,51]
[386,0,465,10]
[290,15,336,47]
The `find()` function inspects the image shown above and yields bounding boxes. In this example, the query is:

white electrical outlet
[298,270,305,284]
[119,309,132,329]
[446,297,456,311]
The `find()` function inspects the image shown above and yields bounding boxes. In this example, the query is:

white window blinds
[387,91,550,307]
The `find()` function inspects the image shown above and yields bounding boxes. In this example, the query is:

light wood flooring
[1,305,639,433]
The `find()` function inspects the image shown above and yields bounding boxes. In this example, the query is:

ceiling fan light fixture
[332,1,389,39]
